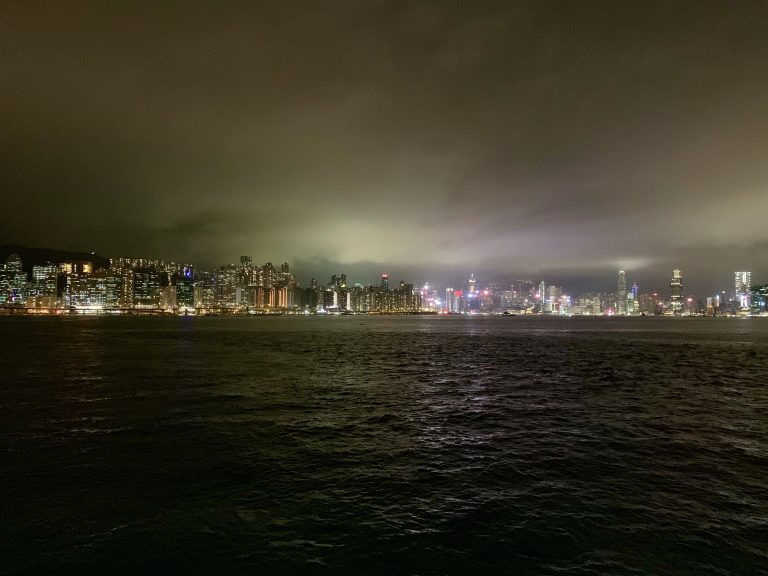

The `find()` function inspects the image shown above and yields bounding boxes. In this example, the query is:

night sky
[2,1,767,294]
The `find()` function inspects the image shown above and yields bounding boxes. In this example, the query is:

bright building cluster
[0,249,766,316]
[437,269,766,317]
[0,252,422,315]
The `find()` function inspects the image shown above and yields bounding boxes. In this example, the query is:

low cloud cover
[2,1,767,294]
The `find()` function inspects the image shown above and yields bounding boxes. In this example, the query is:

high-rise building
[468,273,477,294]
[84,269,122,308]
[381,273,389,291]
[0,253,26,305]
[537,281,546,313]
[216,265,241,308]
[617,270,627,315]
[670,269,683,314]
[240,256,252,267]
[159,285,177,310]
[735,271,751,309]
[175,266,194,308]
[750,285,767,315]
[133,268,161,308]
[445,287,455,312]
[30,262,58,307]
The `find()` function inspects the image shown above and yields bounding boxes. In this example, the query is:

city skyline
[2,2,768,294]
[1,242,765,316]
[0,240,760,301]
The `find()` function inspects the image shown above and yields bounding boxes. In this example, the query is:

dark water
[2,316,767,575]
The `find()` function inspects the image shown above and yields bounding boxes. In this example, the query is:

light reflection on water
[1,315,767,575]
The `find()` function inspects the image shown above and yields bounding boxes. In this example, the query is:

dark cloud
[2,1,767,295]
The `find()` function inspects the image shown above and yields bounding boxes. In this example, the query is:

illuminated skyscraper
[750,285,767,315]
[133,268,161,308]
[445,287,455,312]
[670,268,683,314]
[468,273,476,294]
[735,271,751,309]
[176,266,194,308]
[0,253,26,305]
[617,270,627,315]
[381,273,389,291]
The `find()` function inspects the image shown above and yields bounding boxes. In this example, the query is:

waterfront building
[735,271,751,309]
[216,265,241,309]
[638,293,659,315]
[175,266,194,308]
[159,285,177,310]
[617,270,627,315]
[133,268,161,308]
[0,253,26,305]
[577,292,602,315]
[64,273,88,307]
[750,285,768,315]
[670,269,683,314]
[445,288,456,312]
[86,269,122,308]
[626,292,636,315]
[30,262,58,308]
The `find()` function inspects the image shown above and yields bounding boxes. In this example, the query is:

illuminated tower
[670,268,683,314]
[445,287,455,313]
[735,271,751,309]
[468,273,476,294]
[617,270,627,315]
[381,273,389,291]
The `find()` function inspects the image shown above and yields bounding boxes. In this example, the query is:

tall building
[670,269,683,314]
[750,285,767,315]
[468,273,477,294]
[240,256,252,267]
[175,266,195,308]
[0,253,26,305]
[30,262,59,307]
[617,270,627,315]
[380,273,389,291]
[133,268,161,308]
[85,269,122,308]
[216,265,241,309]
[735,271,751,309]
[445,287,455,312]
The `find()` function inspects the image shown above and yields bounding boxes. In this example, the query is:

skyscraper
[735,271,751,309]
[617,270,627,315]
[670,268,683,314]
[468,273,476,294]
[750,284,767,315]
[380,273,389,291]
[445,287,455,313]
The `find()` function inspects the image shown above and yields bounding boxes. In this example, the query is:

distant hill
[0,245,111,277]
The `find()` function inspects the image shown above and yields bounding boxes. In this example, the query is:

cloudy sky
[2,1,767,294]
